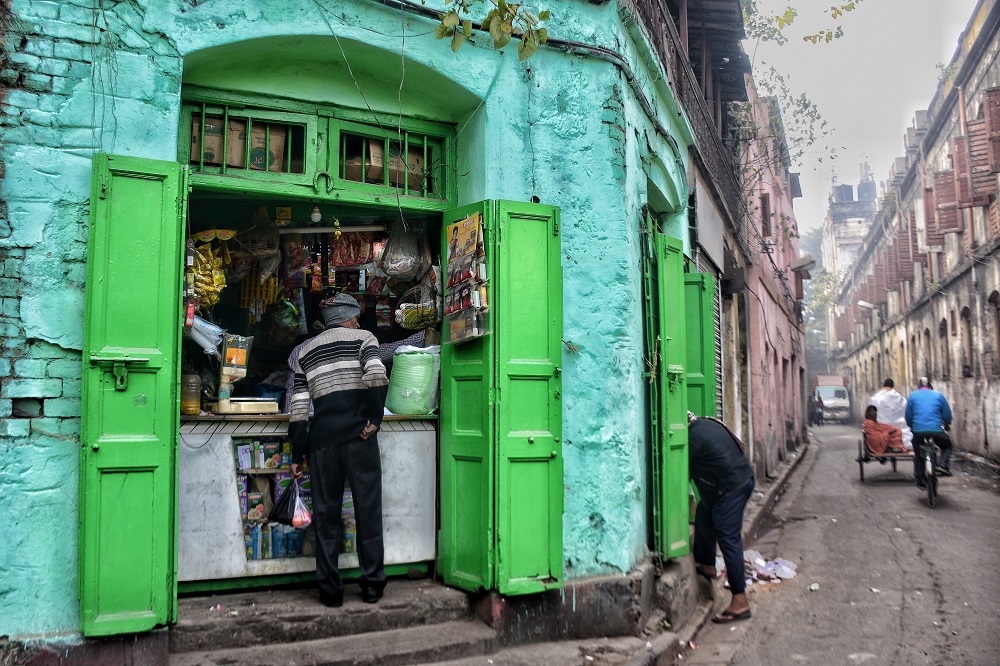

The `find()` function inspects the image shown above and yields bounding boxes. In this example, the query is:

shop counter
[178,415,437,584]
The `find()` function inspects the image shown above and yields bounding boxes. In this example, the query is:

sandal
[712,609,752,624]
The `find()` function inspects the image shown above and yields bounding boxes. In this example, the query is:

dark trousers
[693,477,754,595]
[912,431,953,483]
[310,437,386,600]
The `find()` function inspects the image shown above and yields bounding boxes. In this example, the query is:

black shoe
[935,468,952,477]
[319,592,343,608]
[916,479,927,489]
[361,588,383,604]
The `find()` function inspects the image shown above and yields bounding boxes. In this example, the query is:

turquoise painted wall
[0,0,693,637]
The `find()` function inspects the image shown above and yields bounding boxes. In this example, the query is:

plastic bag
[385,349,438,415]
[258,250,282,284]
[292,495,312,528]
[394,267,439,330]
[379,218,425,281]
[268,478,297,525]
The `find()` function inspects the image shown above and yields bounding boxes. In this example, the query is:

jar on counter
[180,373,202,415]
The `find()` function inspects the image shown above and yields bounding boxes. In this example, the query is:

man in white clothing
[869,378,913,450]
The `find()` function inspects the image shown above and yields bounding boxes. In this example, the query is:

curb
[743,437,811,545]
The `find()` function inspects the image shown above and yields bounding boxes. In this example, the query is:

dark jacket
[688,418,754,503]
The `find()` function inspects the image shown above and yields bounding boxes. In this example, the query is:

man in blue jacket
[905,376,953,488]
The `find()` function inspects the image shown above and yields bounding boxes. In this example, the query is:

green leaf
[442,10,460,28]
[436,22,448,39]
[537,26,548,44]
[495,30,511,49]
[463,19,473,38]
[489,16,503,43]
[498,0,508,16]
[539,10,550,21]
[501,18,513,34]
[518,31,538,60]
[482,15,493,31]
[451,30,464,52]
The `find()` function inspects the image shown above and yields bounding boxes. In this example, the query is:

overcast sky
[745,0,981,233]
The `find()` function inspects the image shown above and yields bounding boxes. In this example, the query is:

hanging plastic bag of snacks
[379,217,426,281]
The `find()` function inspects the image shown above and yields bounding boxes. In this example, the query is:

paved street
[680,425,1000,665]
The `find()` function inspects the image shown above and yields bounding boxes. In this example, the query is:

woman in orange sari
[862,405,907,455]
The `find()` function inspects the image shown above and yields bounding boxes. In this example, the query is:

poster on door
[444,213,489,344]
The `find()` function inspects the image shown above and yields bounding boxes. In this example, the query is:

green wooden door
[494,202,562,595]
[684,273,717,418]
[438,200,563,594]
[640,218,665,552]
[657,235,690,558]
[80,154,185,636]
[439,202,497,591]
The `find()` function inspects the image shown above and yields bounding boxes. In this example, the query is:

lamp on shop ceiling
[310,205,323,223]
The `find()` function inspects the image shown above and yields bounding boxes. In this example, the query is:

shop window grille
[338,129,443,198]
[187,104,307,176]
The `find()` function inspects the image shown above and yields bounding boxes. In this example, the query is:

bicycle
[913,428,951,508]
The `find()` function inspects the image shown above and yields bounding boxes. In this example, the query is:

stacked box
[236,474,249,519]
[274,472,293,503]
[342,487,356,554]
[235,442,252,471]
[299,472,312,511]
[262,441,281,469]
[247,492,266,522]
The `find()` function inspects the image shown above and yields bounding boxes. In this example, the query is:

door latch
[89,355,149,391]
[666,365,684,392]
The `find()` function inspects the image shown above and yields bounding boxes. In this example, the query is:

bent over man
[688,413,755,624]
[289,293,389,607]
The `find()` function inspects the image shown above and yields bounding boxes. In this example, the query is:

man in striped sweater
[290,293,390,607]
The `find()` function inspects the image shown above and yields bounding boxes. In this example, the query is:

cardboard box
[191,116,225,165]
[191,116,286,172]
[341,139,425,190]
[227,118,286,172]
[247,492,266,522]
[262,441,281,469]
[369,140,424,190]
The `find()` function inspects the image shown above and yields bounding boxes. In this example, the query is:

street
[681,425,1000,665]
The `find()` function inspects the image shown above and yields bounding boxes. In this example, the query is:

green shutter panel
[80,154,185,636]
[494,201,562,595]
[657,235,690,558]
[684,273,718,417]
[640,217,666,553]
[438,202,496,592]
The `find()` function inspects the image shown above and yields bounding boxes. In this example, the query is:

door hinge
[98,173,109,200]
[553,218,559,236]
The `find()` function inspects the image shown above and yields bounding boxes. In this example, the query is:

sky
[744,0,981,233]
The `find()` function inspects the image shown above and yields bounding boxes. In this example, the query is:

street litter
[831,518,837,523]
[208,604,222,611]
[585,656,594,661]
[808,583,820,591]
[743,549,798,583]
[870,588,880,593]
[689,641,696,649]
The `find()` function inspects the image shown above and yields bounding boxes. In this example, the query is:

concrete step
[169,619,498,666]
[418,635,646,665]
[170,580,472,653]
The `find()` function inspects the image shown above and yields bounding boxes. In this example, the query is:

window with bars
[179,94,454,204]
[186,104,311,176]
[334,122,446,199]
[759,193,772,237]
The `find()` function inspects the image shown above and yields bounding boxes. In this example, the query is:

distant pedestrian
[905,376,953,488]
[688,412,754,624]
[869,378,913,450]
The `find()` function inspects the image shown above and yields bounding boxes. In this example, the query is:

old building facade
[828,0,1000,462]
